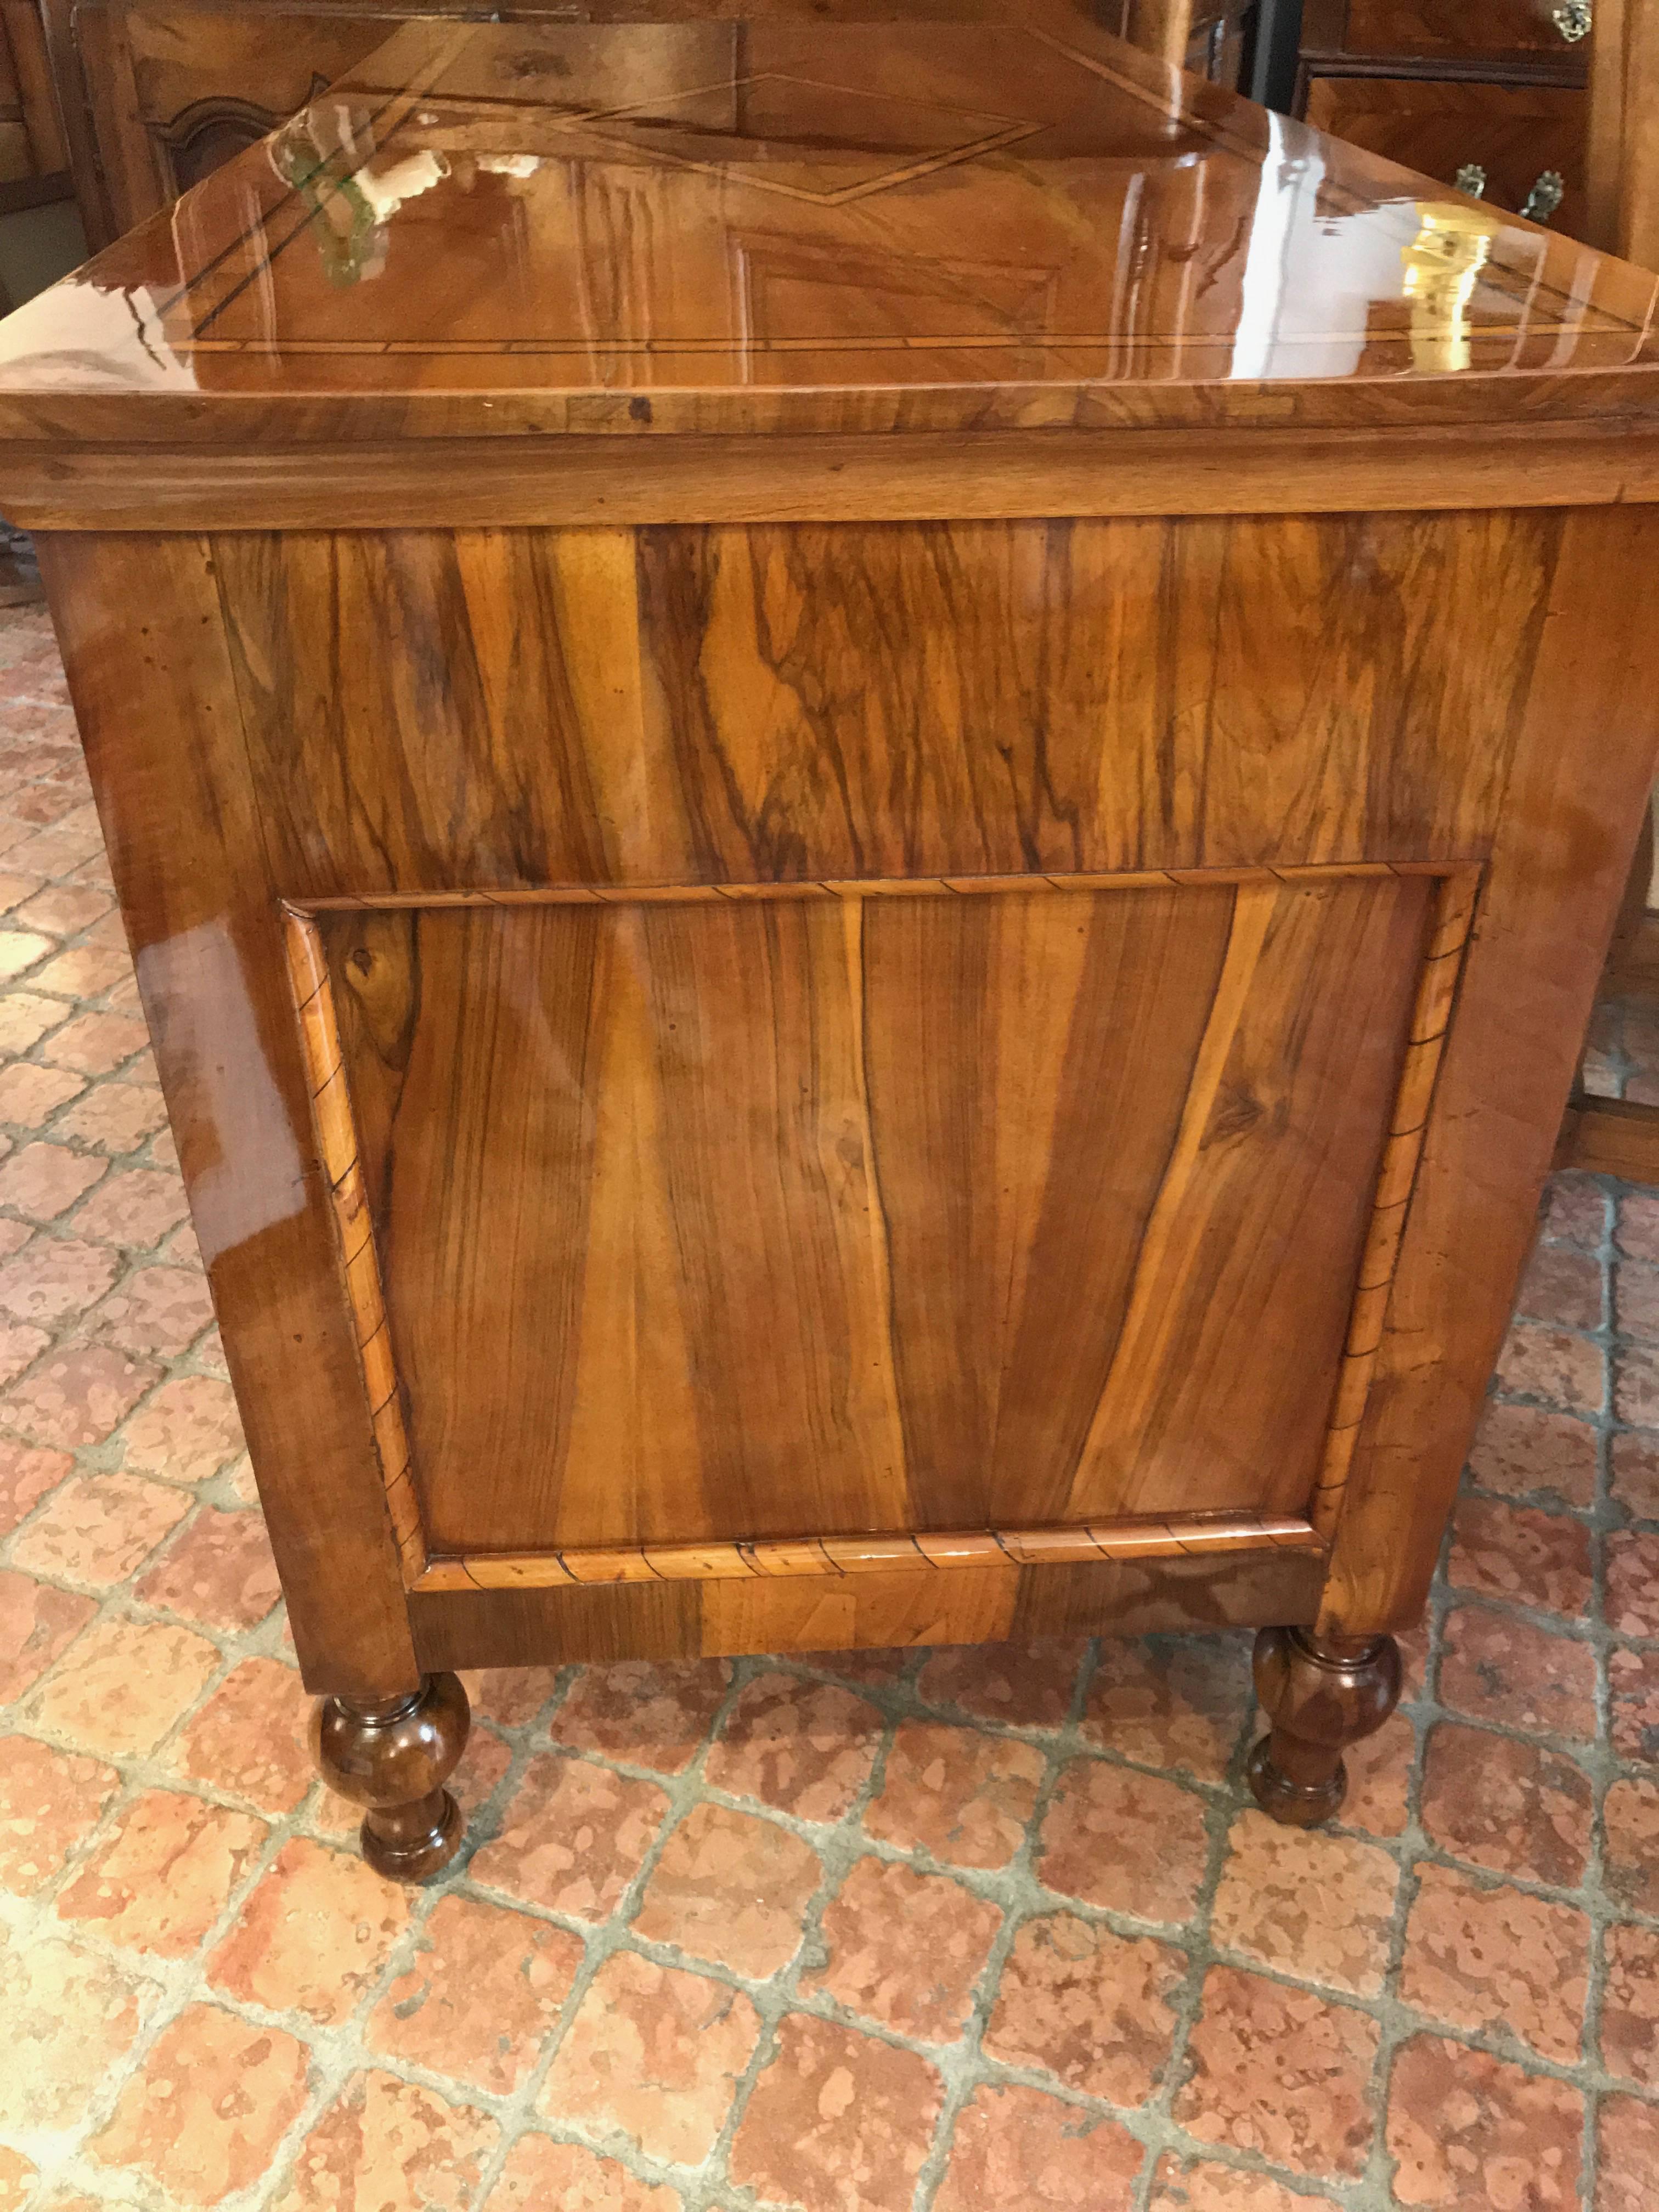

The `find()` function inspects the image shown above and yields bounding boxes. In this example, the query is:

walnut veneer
[1,1,1656,1872]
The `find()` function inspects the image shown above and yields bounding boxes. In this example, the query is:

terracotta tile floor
[0,594,1655,2211]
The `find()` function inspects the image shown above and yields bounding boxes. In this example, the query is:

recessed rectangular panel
[317,872,1432,1555]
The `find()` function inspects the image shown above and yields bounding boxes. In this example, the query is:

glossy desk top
[1,0,1656,448]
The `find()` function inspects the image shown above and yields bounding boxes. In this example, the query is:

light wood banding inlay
[412,1511,1325,1592]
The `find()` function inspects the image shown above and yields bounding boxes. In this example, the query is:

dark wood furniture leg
[311,1672,470,1880]
[1246,1626,1403,1826]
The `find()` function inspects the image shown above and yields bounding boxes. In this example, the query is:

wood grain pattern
[283,907,423,1583]
[1322,504,1659,1637]
[1310,866,1479,1539]
[33,531,421,1697]
[315,870,1429,1560]
[213,517,1559,900]
[409,1545,1329,1668]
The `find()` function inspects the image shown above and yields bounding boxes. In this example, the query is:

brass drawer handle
[1520,168,1565,222]
[1452,165,1565,225]
[1551,0,1592,41]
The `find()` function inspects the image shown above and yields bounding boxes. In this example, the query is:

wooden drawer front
[1303,74,1586,230]
[1341,0,1590,59]
[306,873,1431,1563]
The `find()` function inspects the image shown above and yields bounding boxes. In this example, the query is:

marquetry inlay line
[281,906,426,1583]
[409,1513,1325,1594]
[290,858,1472,916]
[1311,864,1484,1542]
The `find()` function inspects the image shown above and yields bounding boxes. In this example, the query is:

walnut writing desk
[1,3,1656,1878]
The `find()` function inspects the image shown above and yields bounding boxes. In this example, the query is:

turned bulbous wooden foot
[1246,1626,1402,1827]
[311,1671,470,1881]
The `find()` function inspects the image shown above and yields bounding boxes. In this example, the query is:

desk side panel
[33,529,421,1697]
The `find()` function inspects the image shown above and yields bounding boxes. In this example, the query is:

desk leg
[311,1673,470,1880]
[1246,1627,1402,1827]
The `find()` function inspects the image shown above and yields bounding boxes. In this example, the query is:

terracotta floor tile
[1610,1431,1659,1521]
[0,2150,35,2212]
[538,1949,760,2166]
[0,1315,47,1390]
[1606,1527,1659,1640]
[1604,1775,1659,1916]
[548,1656,731,1773]
[1497,1324,1605,1415]
[804,1855,1000,2041]
[1447,1497,1594,1619]
[0,928,54,981]
[471,1752,669,1921]
[1400,1863,1588,2063]
[0,987,65,1054]
[90,2002,311,2209]
[0,1933,154,2131]
[632,1800,821,1978]
[1080,1632,1252,1781]
[121,1373,245,1481]
[0,1435,69,1533]
[0,1566,94,1700]
[1615,1259,1659,1342]
[367,1892,583,2097]
[0,1058,84,1124]
[11,1470,189,1584]
[0,1343,160,1447]
[935,2083,1143,2212]
[1175,1966,1379,2181]
[729,2010,942,2212]
[1036,1756,1211,1925]
[1438,1606,1598,1739]
[1386,2034,1583,2209]
[1520,1245,1604,1330]
[1211,1819,1397,1997]
[56,1787,266,1957]
[0,1138,106,1220]
[92,1262,216,1356]
[0,1731,119,1894]
[70,1164,190,1250]
[40,1009,148,1074]
[458,1665,556,1729]
[1609,1647,1659,1764]
[704,1669,884,1820]
[917,1638,1088,1730]
[272,2070,496,2212]
[1420,1723,1593,1886]
[171,1656,312,1813]
[1339,1712,1414,1837]
[54,1081,166,1155]
[482,2136,680,2211]
[28,1614,218,1756]
[983,1910,1184,2105]
[1617,1343,1659,1429]
[1601,1922,1659,2089]
[0,1230,116,1325]
[136,1505,281,1629]
[862,1718,1045,1870]
[1617,1189,1659,1260]
[1596,2094,1659,2212]
[206,1836,413,2027]
[1148,2159,1340,2209]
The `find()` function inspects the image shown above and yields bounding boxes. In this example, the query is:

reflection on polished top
[0,0,1655,441]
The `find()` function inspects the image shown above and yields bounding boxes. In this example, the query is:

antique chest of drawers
[0,2,1656,1876]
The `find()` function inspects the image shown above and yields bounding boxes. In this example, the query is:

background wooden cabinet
[1293,0,1593,229]
[35,0,1257,250]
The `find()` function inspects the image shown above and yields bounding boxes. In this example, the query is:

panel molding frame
[280,857,1483,1596]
